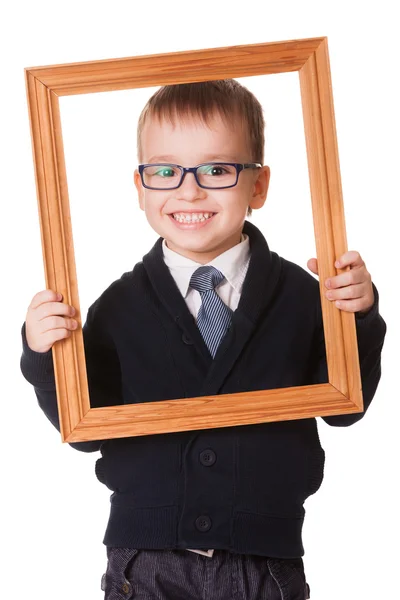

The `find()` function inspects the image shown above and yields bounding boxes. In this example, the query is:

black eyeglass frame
[138,162,263,190]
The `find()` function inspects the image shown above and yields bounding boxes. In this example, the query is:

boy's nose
[175,171,205,200]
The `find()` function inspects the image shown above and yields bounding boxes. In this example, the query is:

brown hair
[136,79,265,217]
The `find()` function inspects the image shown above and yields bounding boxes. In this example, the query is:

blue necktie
[189,266,233,358]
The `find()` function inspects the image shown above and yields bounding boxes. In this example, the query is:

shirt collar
[162,233,250,298]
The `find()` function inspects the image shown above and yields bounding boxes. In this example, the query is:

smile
[172,212,215,223]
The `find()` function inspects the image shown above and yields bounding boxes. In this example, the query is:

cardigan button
[121,581,131,594]
[195,515,212,532]
[182,333,194,345]
[199,449,216,466]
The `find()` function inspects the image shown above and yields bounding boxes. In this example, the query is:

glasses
[138,162,262,190]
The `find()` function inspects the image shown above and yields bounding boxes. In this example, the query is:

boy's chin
[167,241,213,252]
[166,235,239,255]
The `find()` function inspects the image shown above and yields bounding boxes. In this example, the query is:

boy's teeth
[172,212,213,223]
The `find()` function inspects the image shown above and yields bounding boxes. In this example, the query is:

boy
[20,79,387,599]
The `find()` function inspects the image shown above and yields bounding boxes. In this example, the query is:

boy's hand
[25,289,79,353]
[307,251,374,315]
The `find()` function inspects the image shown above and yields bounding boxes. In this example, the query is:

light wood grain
[26,38,325,96]
[66,384,357,442]
[24,37,363,442]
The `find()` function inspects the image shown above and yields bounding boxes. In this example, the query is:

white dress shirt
[162,233,250,320]
[162,232,251,557]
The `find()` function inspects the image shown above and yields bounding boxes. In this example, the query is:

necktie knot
[189,266,225,294]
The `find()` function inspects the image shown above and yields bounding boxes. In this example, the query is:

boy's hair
[136,79,265,217]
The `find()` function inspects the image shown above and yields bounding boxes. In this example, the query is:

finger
[39,315,78,333]
[326,268,368,290]
[35,301,76,322]
[335,251,364,269]
[41,327,74,347]
[29,289,63,309]
[307,258,318,274]
[333,297,369,313]
[325,282,366,302]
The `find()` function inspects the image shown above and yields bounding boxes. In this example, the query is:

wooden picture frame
[24,36,363,443]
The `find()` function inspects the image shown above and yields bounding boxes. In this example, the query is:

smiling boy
[21,79,386,599]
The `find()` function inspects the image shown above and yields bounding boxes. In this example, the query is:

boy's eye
[153,167,178,178]
[198,164,233,176]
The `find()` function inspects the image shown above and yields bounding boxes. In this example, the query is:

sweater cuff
[20,321,55,385]
[354,281,380,326]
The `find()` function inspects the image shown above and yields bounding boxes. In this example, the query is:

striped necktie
[189,265,233,358]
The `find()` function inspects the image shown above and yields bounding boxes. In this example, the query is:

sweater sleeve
[312,281,387,426]
[20,300,123,451]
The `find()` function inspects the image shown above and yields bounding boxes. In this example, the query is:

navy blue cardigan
[20,220,387,558]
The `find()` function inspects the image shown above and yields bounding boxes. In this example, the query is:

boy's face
[134,112,270,264]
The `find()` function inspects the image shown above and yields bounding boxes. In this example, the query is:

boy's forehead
[144,111,233,133]
[141,112,250,160]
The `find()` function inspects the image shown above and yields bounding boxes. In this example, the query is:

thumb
[307,258,318,275]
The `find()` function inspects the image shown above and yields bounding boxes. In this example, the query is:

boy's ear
[249,165,270,210]
[134,169,145,211]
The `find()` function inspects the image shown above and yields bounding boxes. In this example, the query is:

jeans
[101,547,311,599]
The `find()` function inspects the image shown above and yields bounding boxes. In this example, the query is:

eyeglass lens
[142,164,237,189]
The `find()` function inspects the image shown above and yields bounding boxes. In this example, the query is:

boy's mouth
[170,212,215,223]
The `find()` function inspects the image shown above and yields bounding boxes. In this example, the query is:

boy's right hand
[25,289,79,353]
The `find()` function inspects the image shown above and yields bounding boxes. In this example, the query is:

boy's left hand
[307,251,374,315]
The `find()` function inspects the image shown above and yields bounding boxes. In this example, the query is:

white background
[1,1,398,599]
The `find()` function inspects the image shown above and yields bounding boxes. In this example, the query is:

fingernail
[325,279,331,288]
[335,261,341,268]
